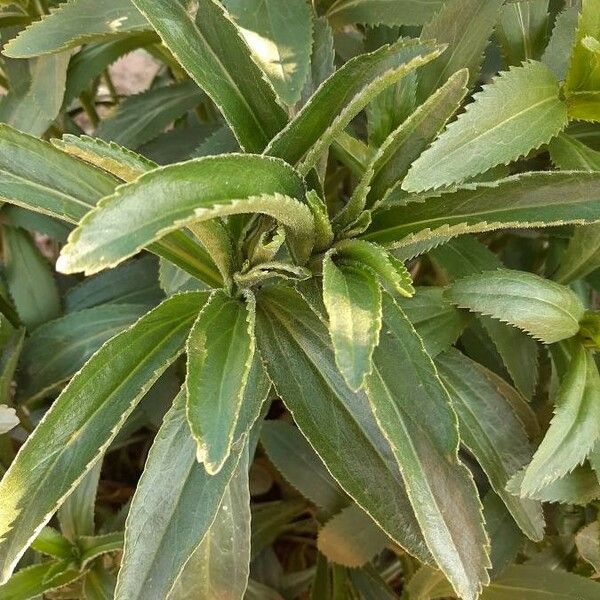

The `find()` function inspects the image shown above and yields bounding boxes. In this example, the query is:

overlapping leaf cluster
[0,0,599,599]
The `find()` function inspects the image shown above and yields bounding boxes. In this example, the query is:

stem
[15,406,34,434]
[79,91,100,128]
[103,69,119,103]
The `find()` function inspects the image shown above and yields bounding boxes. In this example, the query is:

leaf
[224,0,312,105]
[31,527,74,559]
[367,171,600,250]
[519,344,600,494]
[0,292,204,583]
[0,52,69,137]
[167,444,251,600]
[186,291,255,473]
[3,226,60,330]
[0,124,118,223]
[20,304,148,401]
[323,257,382,391]
[0,560,81,600]
[403,61,568,192]
[444,269,585,344]
[496,0,550,66]
[396,287,468,358]
[317,504,388,568]
[479,316,539,400]
[3,0,149,57]
[576,521,600,573]
[511,464,600,506]
[255,286,432,564]
[65,256,163,312]
[115,392,249,600]
[332,239,414,297]
[0,406,18,436]
[300,16,335,106]
[260,421,348,514]
[348,567,399,600]
[354,68,469,214]
[52,133,155,182]
[56,155,311,275]
[265,38,445,174]
[416,0,504,101]
[482,492,523,577]
[64,33,157,103]
[565,0,600,121]
[407,565,600,600]
[325,0,444,28]
[58,461,102,541]
[542,5,580,80]
[549,133,600,171]
[435,349,544,540]
[96,80,204,150]
[82,565,116,600]
[364,293,490,600]
[0,317,23,406]
[131,0,287,152]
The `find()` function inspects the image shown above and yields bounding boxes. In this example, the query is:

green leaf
[416,0,504,101]
[20,304,148,401]
[223,0,312,106]
[30,527,73,560]
[131,0,287,152]
[364,293,490,600]
[115,392,249,600]
[332,239,414,297]
[167,444,251,600]
[549,133,600,171]
[482,491,523,577]
[323,256,382,391]
[403,61,568,192]
[0,315,23,407]
[58,461,102,541]
[576,521,600,573]
[0,292,204,583]
[444,269,585,344]
[478,316,539,400]
[317,504,388,568]
[82,565,116,600]
[348,567,399,600]
[96,80,204,150]
[352,68,469,215]
[300,16,335,106]
[260,421,348,514]
[0,124,118,223]
[0,560,81,600]
[265,38,444,174]
[64,33,157,103]
[365,172,600,250]
[407,565,600,599]
[52,134,158,184]
[510,464,600,506]
[0,52,69,137]
[3,0,149,58]
[396,287,468,358]
[435,349,544,540]
[3,226,60,330]
[65,256,163,312]
[255,286,432,564]
[565,0,600,121]
[519,344,600,494]
[186,291,255,473]
[496,0,550,66]
[325,0,444,28]
[542,5,580,80]
[56,155,311,275]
